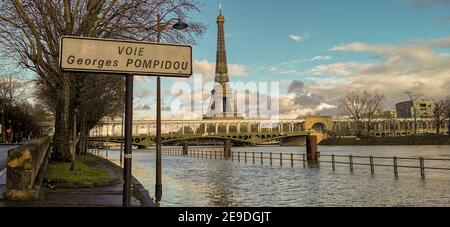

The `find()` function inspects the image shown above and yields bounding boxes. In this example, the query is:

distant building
[396,100,434,119]
[381,110,397,119]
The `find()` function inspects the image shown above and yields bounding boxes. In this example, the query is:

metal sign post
[155,76,162,203]
[59,36,193,207]
[123,74,133,207]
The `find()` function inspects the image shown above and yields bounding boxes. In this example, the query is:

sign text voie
[60,36,192,77]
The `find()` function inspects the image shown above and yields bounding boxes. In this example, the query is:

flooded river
[100,145,450,207]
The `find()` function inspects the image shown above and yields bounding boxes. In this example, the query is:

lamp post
[8,119,11,143]
[155,14,188,203]
[406,92,423,136]
[1,108,4,143]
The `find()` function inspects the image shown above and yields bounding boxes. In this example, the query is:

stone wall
[4,137,51,200]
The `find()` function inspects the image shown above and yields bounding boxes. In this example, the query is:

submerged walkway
[0,153,155,207]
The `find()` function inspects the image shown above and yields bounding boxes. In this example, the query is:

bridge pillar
[135,124,139,136]
[306,135,319,168]
[224,140,232,159]
[182,142,189,156]
[205,123,208,134]
[237,123,241,134]
[247,123,251,133]
[215,123,219,134]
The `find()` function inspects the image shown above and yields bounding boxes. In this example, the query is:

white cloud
[308,36,450,109]
[193,60,248,79]
[311,56,332,61]
[311,61,373,77]
[136,90,152,99]
[289,33,310,42]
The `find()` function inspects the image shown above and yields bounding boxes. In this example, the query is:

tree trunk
[83,129,89,155]
[77,117,88,156]
[447,113,450,136]
[355,120,363,137]
[435,117,441,135]
[53,75,71,162]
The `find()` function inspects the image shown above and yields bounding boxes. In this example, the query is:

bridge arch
[311,123,327,133]
[304,116,332,132]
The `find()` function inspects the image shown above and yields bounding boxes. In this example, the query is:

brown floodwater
[100,145,450,207]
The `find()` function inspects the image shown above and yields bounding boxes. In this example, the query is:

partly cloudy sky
[129,0,450,120]
[8,0,445,120]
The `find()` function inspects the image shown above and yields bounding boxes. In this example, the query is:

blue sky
[132,0,450,119]
[195,0,449,64]
[4,0,449,119]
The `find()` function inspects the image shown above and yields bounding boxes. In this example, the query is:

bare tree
[432,99,448,135]
[447,97,450,136]
[0,53,28,106]
[0,0,206,162]
[338,90,385,137]
[363,90,385,134]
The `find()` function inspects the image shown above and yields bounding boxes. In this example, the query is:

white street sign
[59,36,192,77]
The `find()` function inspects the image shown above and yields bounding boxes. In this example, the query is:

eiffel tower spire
[215,4,229,84]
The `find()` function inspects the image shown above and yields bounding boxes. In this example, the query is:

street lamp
[406,92,423,136]
[173,19,189,30]
[8,119,11,143]
[155,14,189,203]
[1,108,4,143]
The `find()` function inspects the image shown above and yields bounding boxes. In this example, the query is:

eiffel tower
[204,5,241,120]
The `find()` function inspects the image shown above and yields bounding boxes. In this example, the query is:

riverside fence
[88,147,450,179]
[162,148,450,179]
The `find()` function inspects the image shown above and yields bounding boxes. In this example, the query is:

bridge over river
[89,131,312,148]
[88,116,334,148]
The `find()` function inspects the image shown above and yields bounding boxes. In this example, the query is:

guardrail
[162,148,450,179]
[5,137,52,200]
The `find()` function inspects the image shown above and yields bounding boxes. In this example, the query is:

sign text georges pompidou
[59,36,193,77]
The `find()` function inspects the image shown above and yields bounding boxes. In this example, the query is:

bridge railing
[162,148,450,179]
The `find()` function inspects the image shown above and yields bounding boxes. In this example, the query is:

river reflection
[100,145,450,207]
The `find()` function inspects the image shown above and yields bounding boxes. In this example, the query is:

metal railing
[163,149,308,168]
[162,148,450,179]
[318,154,450,178]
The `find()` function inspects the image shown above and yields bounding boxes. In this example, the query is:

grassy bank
[320,135,450,146]
[44,154,121,188]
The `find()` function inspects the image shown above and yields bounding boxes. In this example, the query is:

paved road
[0,145,18,198]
